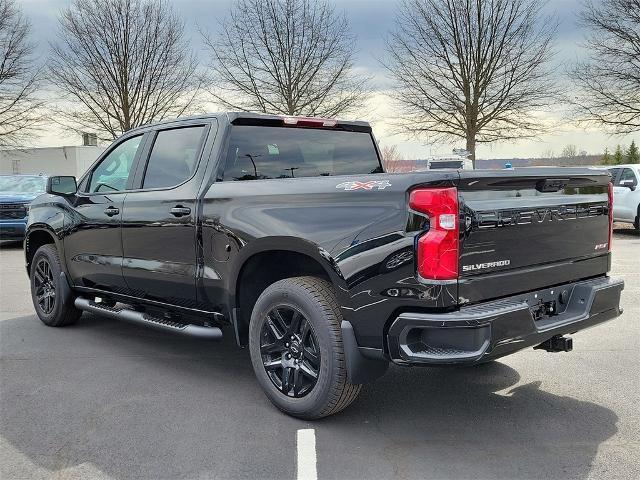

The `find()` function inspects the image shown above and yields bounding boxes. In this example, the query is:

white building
[0,145,105,177]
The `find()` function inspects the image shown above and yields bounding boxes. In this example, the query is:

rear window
[143,126,206,189]
[221,126,382,181]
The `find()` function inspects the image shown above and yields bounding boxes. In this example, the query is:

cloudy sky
[18,0,637,159]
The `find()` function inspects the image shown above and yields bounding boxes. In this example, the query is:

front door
[64,134,145,292]
[120,124,211,307]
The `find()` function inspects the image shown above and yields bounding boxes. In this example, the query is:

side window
[142,126,206,189]
[617,168,638,187]
[88,135,143,193]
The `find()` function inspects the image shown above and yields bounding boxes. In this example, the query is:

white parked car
[608,164,640,231]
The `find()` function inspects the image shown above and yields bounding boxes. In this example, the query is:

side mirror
[47,176,77,195]
[619,179,637,191]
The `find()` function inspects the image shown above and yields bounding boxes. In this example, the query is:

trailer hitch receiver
[534,335,573,353]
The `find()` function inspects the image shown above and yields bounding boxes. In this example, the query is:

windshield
[222,126,382,180]
[0,176,47,194]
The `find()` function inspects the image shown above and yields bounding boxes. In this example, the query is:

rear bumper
[386,276,624,365]
[0,220,27,240]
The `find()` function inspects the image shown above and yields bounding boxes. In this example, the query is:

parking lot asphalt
[1,228,639,480]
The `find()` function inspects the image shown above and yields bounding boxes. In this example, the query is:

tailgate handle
[536,178,569,193]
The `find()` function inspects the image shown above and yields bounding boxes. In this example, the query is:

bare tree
[0,0,43,148]
[384,0,560,165]
[202,0,369,117]
[49,0,201,140]
[561,144,578,157]
[570,0,640,134]
[380,144,404,171]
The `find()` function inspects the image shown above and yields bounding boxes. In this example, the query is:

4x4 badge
[336,180,391,191]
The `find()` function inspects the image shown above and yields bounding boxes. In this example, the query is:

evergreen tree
[613,145,625,164]
[626,140,639,164]
[601,148,613,165]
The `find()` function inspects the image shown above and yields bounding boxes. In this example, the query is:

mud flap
[341,320,389,384]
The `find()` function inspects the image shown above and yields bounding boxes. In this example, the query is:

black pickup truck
[25,112,624,419]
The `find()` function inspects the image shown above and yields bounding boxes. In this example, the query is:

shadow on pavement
[0,240,22,250]
[0,313,299,479]
[319,362,619,479]
[1,312,619,480]
[613,228,639,237]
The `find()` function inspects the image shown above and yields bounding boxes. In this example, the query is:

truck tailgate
[457,169,611,304]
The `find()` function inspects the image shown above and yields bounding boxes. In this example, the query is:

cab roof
[128,112,372,134]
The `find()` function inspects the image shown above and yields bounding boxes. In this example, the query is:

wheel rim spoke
[300,318,311,340]
[260,341,281,355]
[34,269,45,283]
[293,368,303,396]
[260,304,321,398]
[289,311,302,336]
[266,316,284,340]
[271,309,288,334]
[264,358,283,371]
[303,347,319,366]
[299,361,318,379]
[34,259,55,314]
[281,366,292,394]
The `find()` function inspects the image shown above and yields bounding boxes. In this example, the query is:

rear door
[120,122,214,307]
[457,169,611,304]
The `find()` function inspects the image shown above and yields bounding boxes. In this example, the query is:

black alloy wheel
[260,306,321,398]
[249,276,362,419]
[30,244,81,327]
[34,258,56,314]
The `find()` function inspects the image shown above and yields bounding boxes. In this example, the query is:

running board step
[74,298,223,340]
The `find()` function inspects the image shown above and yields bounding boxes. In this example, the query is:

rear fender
[227,236,349,303]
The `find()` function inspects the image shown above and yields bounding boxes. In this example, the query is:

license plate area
[518,286,572,321]
[530,300,558,321]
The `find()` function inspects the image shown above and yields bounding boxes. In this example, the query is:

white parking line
[296,428,317,480]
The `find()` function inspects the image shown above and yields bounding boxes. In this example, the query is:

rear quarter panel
[200,172,457,348]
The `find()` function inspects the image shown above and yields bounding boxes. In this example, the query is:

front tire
[30,244,81,327]
[248,276,361,419]
[634,205,639,232]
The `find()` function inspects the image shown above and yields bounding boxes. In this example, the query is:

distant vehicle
[427,155,473,170]
[607,165,639,231]
[0,175,47,241]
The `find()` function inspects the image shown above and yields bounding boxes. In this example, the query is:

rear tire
[30,244,81,327]
[248,276,361,419]
[634,205,639,232]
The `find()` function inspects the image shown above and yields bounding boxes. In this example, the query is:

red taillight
[283,116,337,127]
[409,187,459,281]
[608,181,614,251]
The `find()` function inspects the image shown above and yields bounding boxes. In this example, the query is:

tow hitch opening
[534,335,573,353]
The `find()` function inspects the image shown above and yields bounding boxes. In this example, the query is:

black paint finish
[25,113,620,358]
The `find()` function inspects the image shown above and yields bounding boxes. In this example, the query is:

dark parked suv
[25,113,624,418]
[0,174,47,240]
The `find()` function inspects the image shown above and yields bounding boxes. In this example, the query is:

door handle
[104,206,120,217]
[170,206,191,217]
